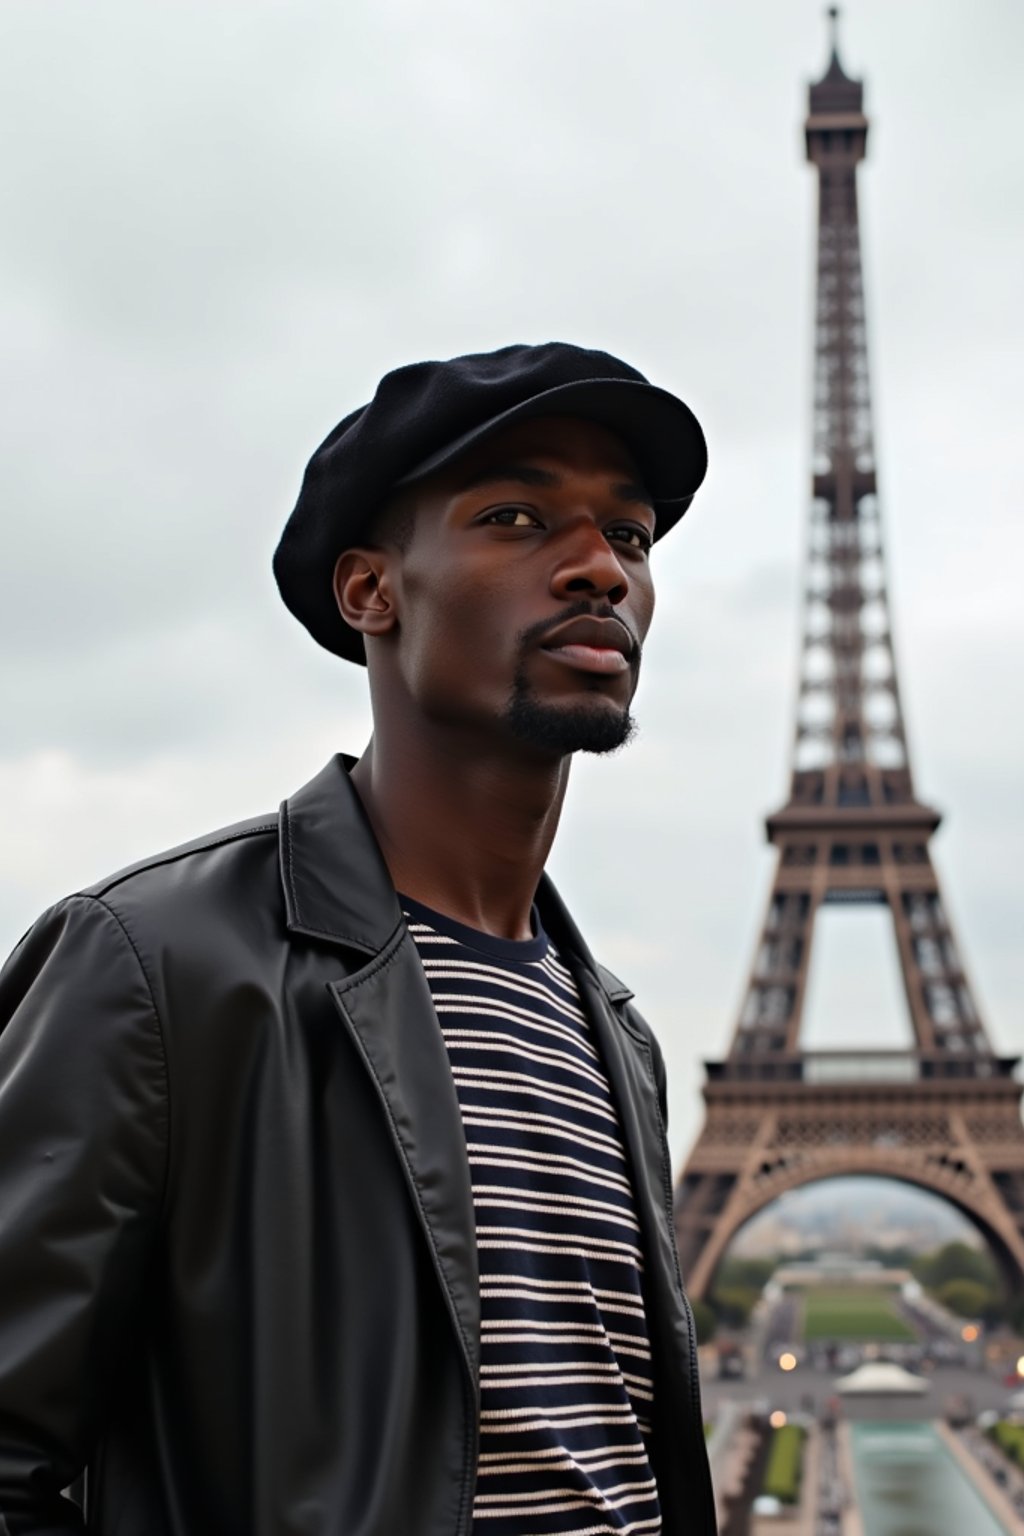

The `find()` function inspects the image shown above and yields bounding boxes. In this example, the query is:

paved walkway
[939,1421,1024,1532]
[707,1397,749,1527]
[835,1422,864,1536]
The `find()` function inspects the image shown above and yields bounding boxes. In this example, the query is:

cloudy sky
[2,0,1021,1169]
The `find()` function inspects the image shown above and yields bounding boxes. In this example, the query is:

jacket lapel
[278,756,480,1391]
[328,931,480,1390]
[540,882,711,1528]
[537,880,695,1342]
[572,965,690,1322]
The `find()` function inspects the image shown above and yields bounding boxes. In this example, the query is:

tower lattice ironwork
[674,16,1024,1300]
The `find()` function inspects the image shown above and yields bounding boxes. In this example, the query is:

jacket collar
[279,754,403,957]
[278,754,622,999]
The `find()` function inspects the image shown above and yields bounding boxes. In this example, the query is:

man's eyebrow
[459,462,655,510]
[459,463,559,492]
[613,481,655,510]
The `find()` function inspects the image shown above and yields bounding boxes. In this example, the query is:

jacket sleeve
[0,895,168,1534]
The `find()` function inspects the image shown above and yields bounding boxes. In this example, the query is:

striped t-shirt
[403,895,661,1536]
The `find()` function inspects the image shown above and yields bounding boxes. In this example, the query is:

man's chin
[504,692,637,756]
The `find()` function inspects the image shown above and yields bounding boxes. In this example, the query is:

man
[0,342,716,1535]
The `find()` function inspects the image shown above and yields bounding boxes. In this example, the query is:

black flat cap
[273,341,708,664]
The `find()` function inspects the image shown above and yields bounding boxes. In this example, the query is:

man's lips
[544,644,629,675]
[537,616,635,676]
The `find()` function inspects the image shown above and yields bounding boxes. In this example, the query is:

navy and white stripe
[403,896,661,1536]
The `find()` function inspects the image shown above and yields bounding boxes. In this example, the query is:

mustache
[516,601,642,665]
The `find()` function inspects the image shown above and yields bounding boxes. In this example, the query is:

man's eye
[483,507,541,528]
[610,525,653,554]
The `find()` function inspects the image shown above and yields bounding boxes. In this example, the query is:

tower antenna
[827,5,840,57]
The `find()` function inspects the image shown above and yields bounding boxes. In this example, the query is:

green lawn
[800,1286,917,1343]
[989,1422,1024,1470]
[762,1424,806,1504]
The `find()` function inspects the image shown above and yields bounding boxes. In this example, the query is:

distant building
[773,1254,911,1288]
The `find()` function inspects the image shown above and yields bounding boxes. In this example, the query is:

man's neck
[350,729,569,942]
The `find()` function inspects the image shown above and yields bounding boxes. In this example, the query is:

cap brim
[394,376,707,539]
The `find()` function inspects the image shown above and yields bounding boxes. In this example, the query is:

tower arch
[689,1160,1024,1304]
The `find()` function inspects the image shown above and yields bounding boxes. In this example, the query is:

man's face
[364,414,657,757]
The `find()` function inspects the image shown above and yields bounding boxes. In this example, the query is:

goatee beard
[504,671,638,756]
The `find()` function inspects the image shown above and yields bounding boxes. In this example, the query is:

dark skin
[334,415,657,941]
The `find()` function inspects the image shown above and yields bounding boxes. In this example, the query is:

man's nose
[549,520,629,605]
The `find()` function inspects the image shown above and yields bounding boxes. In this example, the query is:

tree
[864,1243,917,1270]
[715,1256,777,1293]
[913,1241,995,1291]
[936,1278,990,1319]
[691,1299,716,1345]
[711,1285,759,1330]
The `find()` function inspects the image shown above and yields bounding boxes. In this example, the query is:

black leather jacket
[0,756,715,1536]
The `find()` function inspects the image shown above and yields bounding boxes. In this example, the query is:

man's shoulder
[3,811,285,1011]
[49,811,286,993]
[53,814,283,969]
[82,811,279,907]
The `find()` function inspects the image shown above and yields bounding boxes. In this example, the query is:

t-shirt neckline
[400,892,550,963]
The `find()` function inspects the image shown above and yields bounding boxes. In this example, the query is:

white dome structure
[835,1361,929,1395]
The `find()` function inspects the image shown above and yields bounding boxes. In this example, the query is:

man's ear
[333,547,398,641]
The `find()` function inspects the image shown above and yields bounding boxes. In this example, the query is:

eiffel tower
[674,12,1024,1301]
